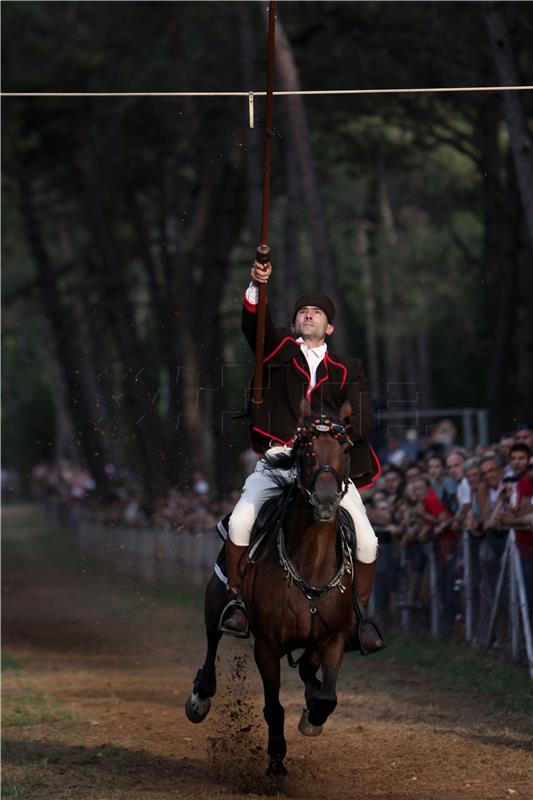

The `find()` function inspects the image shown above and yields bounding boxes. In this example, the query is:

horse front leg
[254,637,287,776]
[307,633,344,728]
[185,577,223,723]
[298,650,324,737]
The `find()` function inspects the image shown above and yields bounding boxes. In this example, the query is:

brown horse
[185,402,358,775]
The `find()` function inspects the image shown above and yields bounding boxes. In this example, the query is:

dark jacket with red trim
[242,296,380,489]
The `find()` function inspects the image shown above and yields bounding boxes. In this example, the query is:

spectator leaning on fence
[499,432,516,473]
[475,454,509,642]
[413,474,456,632]
[427,454,457,512]
[462,458,481,529]
[508,443,530,482]
[446,449,470,509]
[515,422,533,451]
[405,463,424,482]
[476,454,504,524]
[494,445,533,613]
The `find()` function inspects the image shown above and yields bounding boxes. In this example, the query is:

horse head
[294,399,353,522]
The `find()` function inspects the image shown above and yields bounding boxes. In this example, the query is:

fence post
[399,545,410,631]
[463,529,474,642]
[463,411,474,452]
[509,530,533,679]
[428,542,440,637]
[476,409,489,447]
[484,536,510,648]
[509,538,520,660]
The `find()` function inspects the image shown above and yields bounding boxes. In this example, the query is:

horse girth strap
[277,521,353,603]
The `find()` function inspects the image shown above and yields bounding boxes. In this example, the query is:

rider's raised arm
[241,261,288,355]
[342,359,374,441]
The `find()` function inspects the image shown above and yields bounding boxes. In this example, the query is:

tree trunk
[281,150,303,318]
[190,159,246,492]
[128,182,193,487]
[377,163,403,405]
[475,97,521,433]
[354,218,380,396]
[489,150,522,426]
[34,316,78,463]
[75,148,171,503]
[484,2,533,251]
[57,216,118,468]
[18,171,111,494]
[268,9,348,351]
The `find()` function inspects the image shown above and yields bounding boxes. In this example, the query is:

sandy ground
[2,504,532,800]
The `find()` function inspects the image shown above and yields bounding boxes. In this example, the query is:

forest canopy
[2,1,532,496]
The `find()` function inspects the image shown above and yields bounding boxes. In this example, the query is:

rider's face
[291,307,333,344]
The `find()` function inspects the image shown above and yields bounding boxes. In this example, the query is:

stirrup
[218,597,250,639]
[358,618,385,656]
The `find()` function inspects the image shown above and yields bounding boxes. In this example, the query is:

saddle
[214,486,295,585]
[214,487,354,584]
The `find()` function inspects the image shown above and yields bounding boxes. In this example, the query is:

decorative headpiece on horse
[294,414,354,467]
[291,401,354,505]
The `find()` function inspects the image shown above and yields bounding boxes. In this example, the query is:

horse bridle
[276,413,356,615]
[293,414,353,504]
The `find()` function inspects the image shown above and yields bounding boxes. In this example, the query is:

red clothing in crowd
[423,488,455,563]
[516,474,533,560]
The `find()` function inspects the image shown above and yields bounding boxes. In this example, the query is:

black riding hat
[293,293,335,323]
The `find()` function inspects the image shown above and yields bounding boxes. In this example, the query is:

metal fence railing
[371,528,533,677]
[47,501,533,676]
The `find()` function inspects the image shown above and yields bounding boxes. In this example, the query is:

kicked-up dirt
[2,505,532,800]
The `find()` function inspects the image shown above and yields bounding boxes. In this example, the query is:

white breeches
[228,446,378,564]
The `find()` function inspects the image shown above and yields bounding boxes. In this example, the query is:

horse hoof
[298,707,323,737]
[266,757,288,776]
[185,692,211,723]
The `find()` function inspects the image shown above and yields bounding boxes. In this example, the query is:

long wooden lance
[252,0,276,410]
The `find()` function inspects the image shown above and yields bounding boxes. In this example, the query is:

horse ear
[299,397,312,420]
[340,400,352,424]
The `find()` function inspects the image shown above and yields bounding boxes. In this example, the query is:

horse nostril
[311,493,339,522]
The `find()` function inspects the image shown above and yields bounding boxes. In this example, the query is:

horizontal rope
[2,85,533,98]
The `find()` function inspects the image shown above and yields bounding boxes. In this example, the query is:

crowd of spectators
[31,462,239,537]
[364,420,533,640]
[29,419,533,645]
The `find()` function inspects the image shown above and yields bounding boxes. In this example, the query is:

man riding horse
[219,259,384,654]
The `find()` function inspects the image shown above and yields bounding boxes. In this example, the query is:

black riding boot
[218,539,249,638]
[345,560,385,654]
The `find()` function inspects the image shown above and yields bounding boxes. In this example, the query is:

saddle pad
[214,488,294,584]
[214,543,228,586]
[214,494,357,586]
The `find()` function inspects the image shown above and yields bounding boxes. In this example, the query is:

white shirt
[489,484,502,506]
[457,476,471,507]
[295,337,327,388]
[245,283,327,388]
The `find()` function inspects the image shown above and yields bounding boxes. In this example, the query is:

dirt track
[2,505,532,800]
